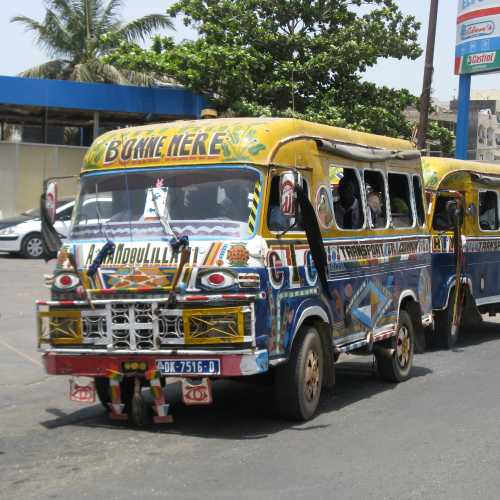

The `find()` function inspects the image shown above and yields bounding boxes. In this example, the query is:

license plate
[156,359,220,376]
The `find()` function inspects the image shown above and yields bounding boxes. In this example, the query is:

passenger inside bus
[334,176,362,229]
[388,173,412,227]
[364,170,387,228]
[479,191,499,230]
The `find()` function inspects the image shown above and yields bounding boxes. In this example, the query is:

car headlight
[0,226,16,235]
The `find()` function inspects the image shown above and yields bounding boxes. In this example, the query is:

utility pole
[418,0,439,150]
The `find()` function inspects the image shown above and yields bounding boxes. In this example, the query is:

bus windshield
[70,166,261,241]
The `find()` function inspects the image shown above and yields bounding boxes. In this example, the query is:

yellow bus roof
[82,117,414,172]
[422,156,500,190]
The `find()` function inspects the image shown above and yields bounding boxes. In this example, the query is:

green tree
[11,0,174,84]
[106,0,423,138]
[427,121,455,157]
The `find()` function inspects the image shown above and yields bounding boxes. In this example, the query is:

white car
[0,198,75,258]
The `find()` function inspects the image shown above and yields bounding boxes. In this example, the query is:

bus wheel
[274,326,324,421]
[94,376,135,411]
[94,377,111,409]
[376,310,414,383]
[435,290,458,350]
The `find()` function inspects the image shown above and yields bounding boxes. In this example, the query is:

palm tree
[11,0,174,85]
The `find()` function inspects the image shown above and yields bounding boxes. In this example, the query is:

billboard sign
[455,0,500,74]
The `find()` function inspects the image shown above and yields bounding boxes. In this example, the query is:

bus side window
[479,190,499,231]
[331,167,365,230]
[364,170,387,229]
[267,176,308,232]
[388,173,414,228]
[412,176,426,226]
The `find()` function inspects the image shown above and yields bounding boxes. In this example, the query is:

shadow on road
[40,359,432,438]
[0,252,23,260]
[454,318,500,351]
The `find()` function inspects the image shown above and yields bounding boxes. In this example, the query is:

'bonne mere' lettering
[103,131,227,165]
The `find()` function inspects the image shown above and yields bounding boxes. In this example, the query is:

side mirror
[41,179,62,259]
[279,171,299,217]
[446,199,463,226]
[45,181,58,224]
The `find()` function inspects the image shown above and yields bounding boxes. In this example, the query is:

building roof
[0,75,207,129]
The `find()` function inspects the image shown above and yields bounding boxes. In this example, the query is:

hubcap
[396,325,411,368]
[304,350,320,402]
[27,237,43,257]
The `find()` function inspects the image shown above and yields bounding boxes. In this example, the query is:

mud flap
[147,370,173,424]
[69,377,96,403]
[181,378,213,406]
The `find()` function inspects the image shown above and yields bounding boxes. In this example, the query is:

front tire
[21,233,44,259]
[376,310,414,383]
[274,326,324,421]
[435,288,459,350]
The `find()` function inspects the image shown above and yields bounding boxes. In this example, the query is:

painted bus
[424,157,499,349]
[37,118,432,424]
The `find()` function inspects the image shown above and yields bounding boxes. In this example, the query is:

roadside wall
[0,142,85,218]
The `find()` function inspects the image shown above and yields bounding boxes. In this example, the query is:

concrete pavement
[1,254,500,499]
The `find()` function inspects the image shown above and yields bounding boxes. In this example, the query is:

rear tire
[21,232,44,259]
[274,326,324,421]
[94,376,135,412]
[94,377,110,409]
[376,310,414,383]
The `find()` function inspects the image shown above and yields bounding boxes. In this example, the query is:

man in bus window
[367,189,382,227]
[334,176,361,229]
[479,193,498,230]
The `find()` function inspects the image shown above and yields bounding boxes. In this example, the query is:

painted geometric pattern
[38,310,82,345]
[183,307,244,344]
[100,267,176,289]
[347,281,391,330]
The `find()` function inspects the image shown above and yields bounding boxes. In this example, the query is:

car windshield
[22,199,72,218]
[71,166,262,241]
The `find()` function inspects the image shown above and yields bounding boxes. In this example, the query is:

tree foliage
[106,0,424,138]
[427,121,455,157]
[11,0,173,84]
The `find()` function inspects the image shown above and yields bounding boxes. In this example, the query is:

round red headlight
[53,273,80,291]
[200,270,235,289]
[207,273,225,285]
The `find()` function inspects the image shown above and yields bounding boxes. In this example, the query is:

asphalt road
[2,254,500,500]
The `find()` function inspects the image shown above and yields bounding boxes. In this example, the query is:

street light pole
[418,0,439,151]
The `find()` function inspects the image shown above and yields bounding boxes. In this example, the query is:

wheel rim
[304,349,320,403]
[396,325,411,368]
[26,237,43,257]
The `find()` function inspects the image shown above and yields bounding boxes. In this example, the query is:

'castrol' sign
[468,51,497,64]
[455,0,500,75]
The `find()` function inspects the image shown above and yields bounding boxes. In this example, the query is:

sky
[0,0,498,102]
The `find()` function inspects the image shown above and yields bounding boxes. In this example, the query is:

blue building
[0,75,207,217]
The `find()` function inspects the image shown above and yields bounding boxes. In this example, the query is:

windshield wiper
[149,188,189,256]
[150,188,177,239]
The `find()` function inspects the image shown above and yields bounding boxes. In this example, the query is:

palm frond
[19,59,68,79]
[44,0,75,23]
[43,8,75,57]
[71,62,95,82]
[99,63,129,84]
[117,14,174,43]
[11,15,66,58]
[100,0,123,28]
